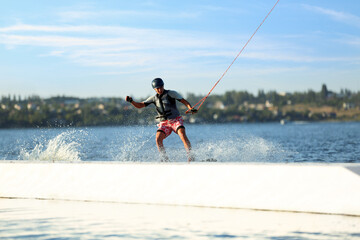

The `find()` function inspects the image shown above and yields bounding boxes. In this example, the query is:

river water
[0,121,359,163]
[0,198,359,240]
[1,122,360,239]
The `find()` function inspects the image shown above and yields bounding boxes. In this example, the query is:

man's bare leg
[156,131,169,162]
[177,128,195,162]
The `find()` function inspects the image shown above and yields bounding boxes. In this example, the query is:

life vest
[154,90,180,121]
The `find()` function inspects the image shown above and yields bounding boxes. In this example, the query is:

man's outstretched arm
[125,96,146,109]
[179,99,197,114]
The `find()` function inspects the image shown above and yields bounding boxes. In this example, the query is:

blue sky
[1,0,359,99]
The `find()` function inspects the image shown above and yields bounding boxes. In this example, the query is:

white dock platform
[0,162,359,216]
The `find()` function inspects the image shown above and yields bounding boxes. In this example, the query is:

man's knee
[156,130,166,143]
[176,126,186,136]
[177,127,189,142]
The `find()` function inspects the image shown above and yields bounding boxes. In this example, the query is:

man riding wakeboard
[125,78,197,162]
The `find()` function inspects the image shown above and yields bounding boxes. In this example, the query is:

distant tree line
[185,84,359,123]
[0,84,359,128]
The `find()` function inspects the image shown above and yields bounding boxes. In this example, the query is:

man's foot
[187,152,195,162]
[160,153,170,162]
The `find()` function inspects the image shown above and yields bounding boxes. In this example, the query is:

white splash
[112,130,156,162]
[194,135,289,162]
[113,134,290,162]
[20,130,83,162]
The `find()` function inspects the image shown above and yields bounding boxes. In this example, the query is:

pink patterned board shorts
[157,116,184,138]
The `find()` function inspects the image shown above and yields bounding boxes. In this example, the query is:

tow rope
[186,0,280,114]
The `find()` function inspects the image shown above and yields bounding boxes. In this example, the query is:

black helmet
[152,78,164,89]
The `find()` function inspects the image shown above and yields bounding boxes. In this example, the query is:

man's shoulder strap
[156,89,169,99]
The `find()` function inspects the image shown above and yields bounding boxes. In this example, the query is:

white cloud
[343,36,360,47]
[0,24,101,33]
[0,24,225,68]
[242,51,360,63]
[0,34,132,47]
[57,9,200,23]
[0,24,171,37]
[57,11,98,21]
[0,24,219,47]
[1,22,358,71]
[40,50,65,57]
[303,4,360,28]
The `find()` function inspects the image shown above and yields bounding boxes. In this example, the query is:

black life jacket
[155,90,180,121]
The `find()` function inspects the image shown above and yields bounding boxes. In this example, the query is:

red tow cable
[186,0,280,114]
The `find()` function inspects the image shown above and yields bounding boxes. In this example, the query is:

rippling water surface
[1,122,360,239]
[1,199,360,240]
[0,122,359,162]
